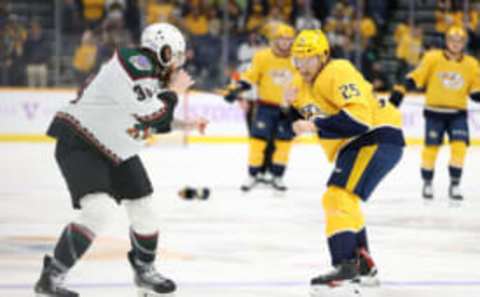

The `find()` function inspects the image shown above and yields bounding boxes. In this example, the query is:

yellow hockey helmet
[291,29,330,63]
[270,23,296,40]
[445,25,467,39]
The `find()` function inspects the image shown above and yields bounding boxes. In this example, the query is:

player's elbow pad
[138,91,177,132]
[314,110,369,138]
[470,92,480,103]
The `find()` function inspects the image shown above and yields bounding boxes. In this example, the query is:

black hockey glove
[224,80,251,103]
[388,90,404,107]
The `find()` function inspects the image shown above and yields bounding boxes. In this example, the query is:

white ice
[1,143,480,297]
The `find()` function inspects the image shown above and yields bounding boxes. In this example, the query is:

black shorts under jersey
[48,118,153,209]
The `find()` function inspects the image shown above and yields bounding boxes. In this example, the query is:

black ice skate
[34,255,78,297]
[240,175,261,192]
[128,251,176,296]
[355,248,380,287]
[310,260,361,297]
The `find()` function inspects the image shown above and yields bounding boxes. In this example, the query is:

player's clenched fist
[169,69,194,94]
[292,119,316,135]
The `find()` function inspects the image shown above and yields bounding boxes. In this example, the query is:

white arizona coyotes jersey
[57,48,168,163]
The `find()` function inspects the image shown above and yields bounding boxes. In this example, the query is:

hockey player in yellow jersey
[286,29,405,296]
[225,23,297,192]
[390,25,480,203]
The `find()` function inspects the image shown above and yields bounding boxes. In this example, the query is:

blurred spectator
[23,20,50,87]
[72,30,97,84]
[186,2,223,89]
[358,14,377,43]
[182,3,209,36]
[225,0,242,33]
[79,0,106,28]
[471,2,480,56]
[435,0,463,35]
[244,0,269,32]
[366,0,388,32]
[362,40,389,91]
[323,2,355,59]
[100,0,132,50]
[62,0,84,34]
[293,0,321,30]
[0,15,27,86]
[236,31,265,72]
[268,0,293,23]
[124,0,141,42]
[145,0,178,25]
[395,26,423,83]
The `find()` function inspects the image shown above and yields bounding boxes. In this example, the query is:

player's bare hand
[169,69,194,94]
[293,120,316,135]
[284,87,298,105]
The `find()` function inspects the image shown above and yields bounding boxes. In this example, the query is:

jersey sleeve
[469,60,480,94]
[111,50,176,124]
[240,51,263,85]
[407,51,435,88]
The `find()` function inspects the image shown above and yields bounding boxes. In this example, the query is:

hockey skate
[448,184,463,207]
[271,177,287,193]
[310,259,361,297]
[422,181,433,202]
[355,248,380,287]
[240,175,261,192]
[128,251,176,297]
[257,171,273,185]
[34,255,78,297]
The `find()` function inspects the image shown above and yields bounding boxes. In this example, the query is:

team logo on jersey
[129,55,153,71]
[300,104,324,120]
[256,120,266,129]
[438,72,464,90]
[270,69,293,86]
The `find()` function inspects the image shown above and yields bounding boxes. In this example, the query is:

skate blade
[310,282,361,297]
[357,276,381,287]
[273,189,287,197]
[422,198,434,206]
[448,199,462,208]
[137,288,175,297]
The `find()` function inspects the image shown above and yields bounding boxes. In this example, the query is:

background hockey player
[225,23,297,193]
[34,23,207,297]
[287,29,405,296]
[389,25,480,203]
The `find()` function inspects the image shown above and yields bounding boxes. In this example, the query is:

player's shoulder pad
[424,49,443,60]
[253,48,272,60]
[116,48,156,80]
[463,54,479,67]
[324,59,357,80]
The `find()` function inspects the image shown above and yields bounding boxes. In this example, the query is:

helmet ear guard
[141,23,186,68]
[159,45,172,66]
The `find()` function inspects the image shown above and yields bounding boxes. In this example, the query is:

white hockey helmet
[141,23,186,68]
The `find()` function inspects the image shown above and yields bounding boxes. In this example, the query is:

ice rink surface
[1,142,479,297]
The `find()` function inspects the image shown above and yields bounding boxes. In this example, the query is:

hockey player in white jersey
[34,23,207,297]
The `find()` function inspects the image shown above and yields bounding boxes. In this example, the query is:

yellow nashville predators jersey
[241,48,297,106]
[293,59,403,162]
[408,49,480,110]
